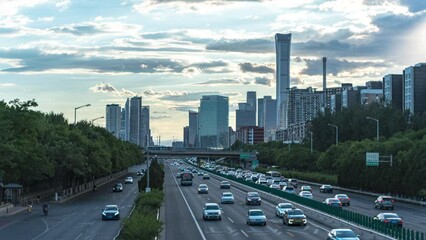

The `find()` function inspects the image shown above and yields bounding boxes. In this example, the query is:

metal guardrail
[187,162,425,240]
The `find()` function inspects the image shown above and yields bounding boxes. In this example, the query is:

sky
[0,0,425,144]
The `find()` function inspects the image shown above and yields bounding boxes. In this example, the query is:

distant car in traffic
[176,172,181,178]
[198,171,204,176]
[373,213,403,227]
[275,203,293,217]
[220,181,231,189]
[300,185,312,192]
[202,203,222,221]
[335,194,350,206]
[374,196,394,210]
[112,183,123,192]
[136,171,143,176]
[282,186,296,194]
[269,184,281,190]
[198,184,209,194]
[124,177,133,184]
[203,174,210,180]
[245,192,261,205]
[283,208,307,226]
[246,209,267,226]
[221,192,235,204]
[323,198,342,208]
[320,184,334,193]
[299,191,313,199]
[327,229,360,240]
[102,205,120,220]
[287,178,298,188]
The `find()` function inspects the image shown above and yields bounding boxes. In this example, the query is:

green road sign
[366,152,379,166]
[240,153,251,159]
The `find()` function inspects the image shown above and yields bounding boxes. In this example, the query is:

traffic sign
[366,152,379,166]
[240,153,251,159]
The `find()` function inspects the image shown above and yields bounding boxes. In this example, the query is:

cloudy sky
[0,0,425,144]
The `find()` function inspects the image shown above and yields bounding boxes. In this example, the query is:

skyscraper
[236,103,256,130]
[188,111,198,147]
[263,96,277,141]
[403,63,426,115]
[124,98,130,141]
[106,104,121,138]
[275,33,292,129]
[198,95,229,148]
[141,106,150,147]
[129,96,142,145]
[183,126,189,147]
[257,98,264,127]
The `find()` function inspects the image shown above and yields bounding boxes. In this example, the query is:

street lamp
[91,116,104,125]
[74,104,91,124]
[327,124,338,145]
[308,131,313,153]
[146,135,151,193]
[366,116,379,141]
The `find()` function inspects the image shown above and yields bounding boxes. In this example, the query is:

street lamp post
[308,131,313,153]
[146,136,151,193]
[366,117,379,141]
[327,124,338,145]
[91,116,104,125]
[74,104,91,124]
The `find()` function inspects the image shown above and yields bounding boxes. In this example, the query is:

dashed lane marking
[240,229,249,238]
[228,217,234,223]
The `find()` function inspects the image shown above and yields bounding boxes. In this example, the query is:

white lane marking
[32,212,77,240]
[170,168,207,240]
[73,233,83,240]
[266,225,278,234]
[287,231,295,237]
[314,229,319,234]
[227,217,234,223]
[240,229,249,238]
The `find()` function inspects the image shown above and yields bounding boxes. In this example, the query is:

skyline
[0,0,425,144]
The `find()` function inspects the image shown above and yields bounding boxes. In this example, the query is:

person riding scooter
[43,203,48,216]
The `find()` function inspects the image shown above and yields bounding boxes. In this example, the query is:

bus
[265,171,282,182]
[180,172,193,186]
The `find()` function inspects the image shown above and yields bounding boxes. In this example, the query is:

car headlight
[114,212,119,215]
[102,212,106,216]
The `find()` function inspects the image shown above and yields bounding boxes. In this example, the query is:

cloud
[254,76,273,86]
[206,38,274,53]
[196,79,244,85]
[299,57,390,76]
[169,105,198,112]
[0,83,16,87]
[239,62,274,73]
[291,77,304,85]
[89,83,135,96]
[399,0,426,12]
[50,24,105,36]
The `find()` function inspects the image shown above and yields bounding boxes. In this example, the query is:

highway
[0,165,144,240]
[164,162,391,240]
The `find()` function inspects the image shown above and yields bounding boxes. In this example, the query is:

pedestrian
[37,194,40,205]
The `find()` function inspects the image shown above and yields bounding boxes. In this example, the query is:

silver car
[335,194,350,206]
[246,209,267,226]
[202,203,222,221]
[275,203,293,217]
[299,191,313,199]
[221,192,235,204]
[327,229,360,240]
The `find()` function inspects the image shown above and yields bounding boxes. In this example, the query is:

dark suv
[374,196,394,210]
[320,184,333,193]
[245,192,261,205]
[113,183,123,192]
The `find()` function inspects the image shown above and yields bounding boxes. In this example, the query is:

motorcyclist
[43,203,48,216]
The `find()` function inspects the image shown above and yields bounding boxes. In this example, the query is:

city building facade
[106,104,121,139]
[383,74,403,109]
[275,33,292,130]
[236,126,264,145]
[403,63,426,115]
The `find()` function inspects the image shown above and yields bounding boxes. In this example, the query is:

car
[288,178,298,188]
[136,171,142,176]
[221,192,235,204]
[112,183,123,192]
[335,194,350,206]
[374,196,394,210]
[283,208,307,226]
[198,171,204,176]
[327,229,360,240]
[245,177,254,182]
[275,203,293,217]
[256,178,268,186]
[202,203,222,221]
[323,198,342,208]
[266,179,274,186]
[299,191,313,199]
[102,205,120,220]
[246,209,267,226]
[124,177,133,184]
[373,213,403,227]
[198,184,209,194]
[176,172,181,178]
[278,181,288,189]
[320,184,334,193]
[269,183,281,190]
[203,174,210,180]
[300,185,312,192]
[245,192,261,205]
[282,186,296,194]
[219,181,231,189]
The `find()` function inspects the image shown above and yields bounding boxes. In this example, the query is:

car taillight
[379,200,384,203]
[399,220,403,224]
[384,220,390,223]
[347,198,350,201]
[391,199,395,203]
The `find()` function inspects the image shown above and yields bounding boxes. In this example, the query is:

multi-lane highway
[0,165,144,240]
[163,162,396,240]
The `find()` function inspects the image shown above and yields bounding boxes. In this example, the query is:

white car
[246,209,267,226]
[221,192,235,204]
[299,191,313,199]
[269,184,281,190]
[275,203,294,217]
[124,177,133,184]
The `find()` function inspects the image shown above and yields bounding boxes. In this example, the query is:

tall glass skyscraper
[275,33,292,129]
[198,95,229,148]
[188,110,198,147]
[129,96,142,145]
[106,104,121,138]
[141,106,150,147]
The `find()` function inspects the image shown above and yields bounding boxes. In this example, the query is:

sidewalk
[0,203,27,217]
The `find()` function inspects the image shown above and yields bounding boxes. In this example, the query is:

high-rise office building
[188,111,198,147]
[106,104,121,139]
[236,103,256,130]
[141,106,150,147]
[383,74,403,109]
[129,96,142,145]
[183,126,189,147]
[246,91,256,112]
[286,87,323,126]
[258,98,264,127]
[403,63,426,115]
[124,98,130,141]
[120,108,126,140]
[263,96,277,142]
[198,95,229,148]
[275,33,292,129]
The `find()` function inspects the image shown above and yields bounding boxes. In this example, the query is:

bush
[120,211,162,240]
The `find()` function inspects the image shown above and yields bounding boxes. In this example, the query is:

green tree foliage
[0,100,143,192]
[139,159,165,191]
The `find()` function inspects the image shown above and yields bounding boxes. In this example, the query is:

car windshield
[302,192,312,196]
[223,193,232,197]
[199,185,207,188]
[115,184,121,187]
[329,199,340,203]
[288,210,304,216]
[205,205,219,210]
[323,185,331,188]
[382,197,392,201]
[249,211,264,216]
[383,214,399,219]
[248,193,259,197]
[105,207,117,211]
[279,204,293,209]
[336,230,357,237]
[286,187,294,190]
